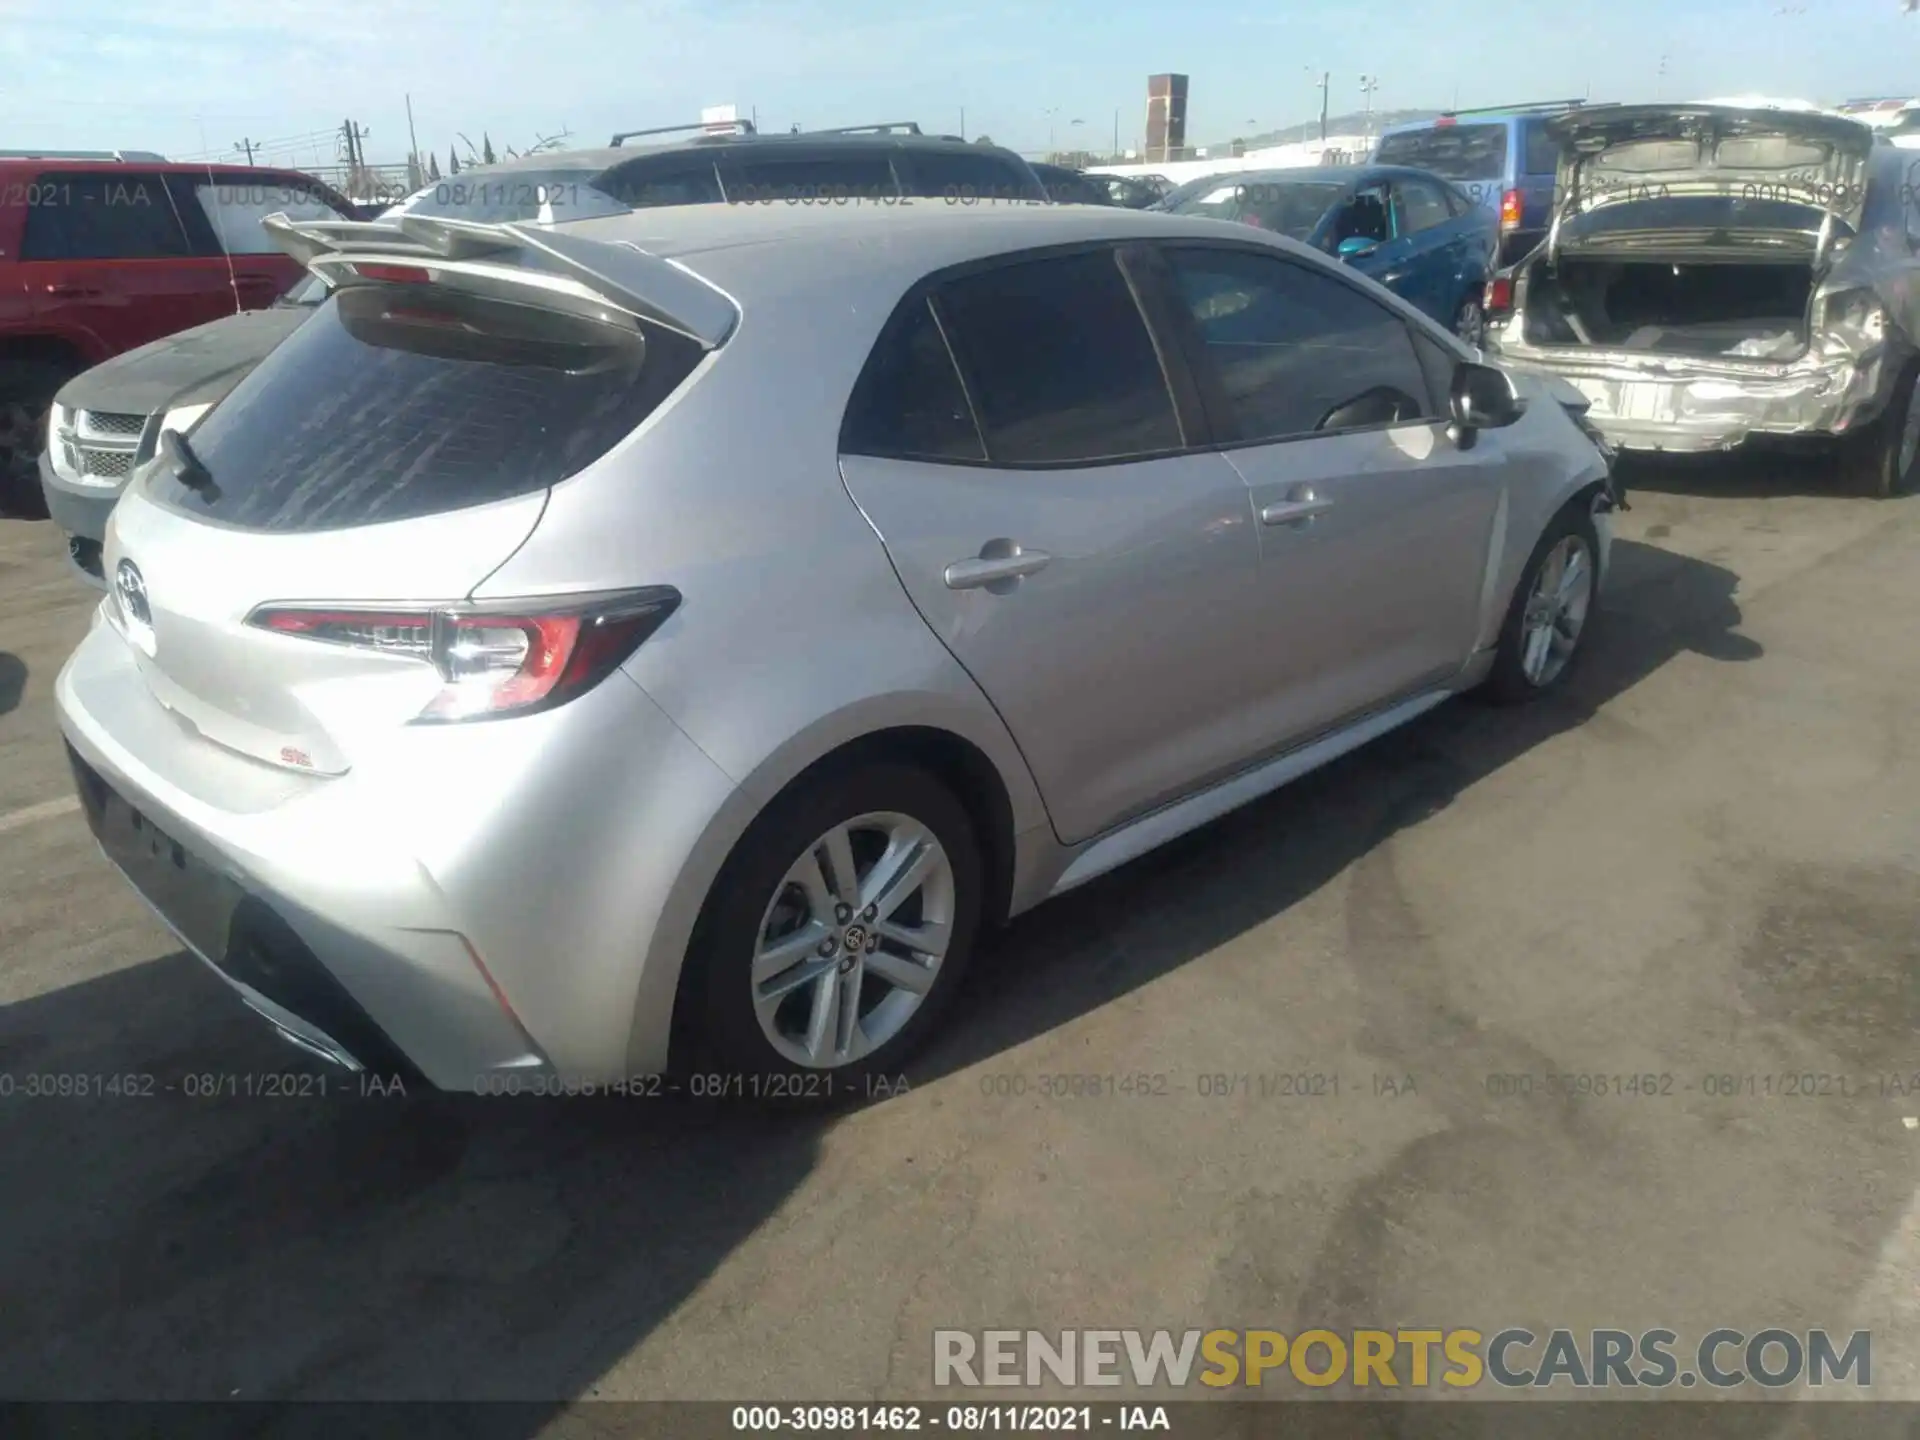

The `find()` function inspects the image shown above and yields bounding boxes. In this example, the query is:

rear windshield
[146,284,703,532]
[1565,193,1844,240]
[1039,169,1114,205]
[1375,123,1510,181]
[1172,180,1344,240]
[390,168,612,223]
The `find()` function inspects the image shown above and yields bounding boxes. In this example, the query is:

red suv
[0,153,353,514]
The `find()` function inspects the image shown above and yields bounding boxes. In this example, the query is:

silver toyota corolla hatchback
[56,202,1618,1091]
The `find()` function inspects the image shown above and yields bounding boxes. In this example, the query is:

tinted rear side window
[20,172,195,260]
[719,153,899,203]
[1523,120,1562,177]
[148,285,703,532]
[906,150,1044,202]
[1374,124,1510,181]
[840,298,984,462]
[598,155,724,208]
[934,249,1182,465]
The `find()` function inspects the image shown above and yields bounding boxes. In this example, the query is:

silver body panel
[56,203,1613,1084]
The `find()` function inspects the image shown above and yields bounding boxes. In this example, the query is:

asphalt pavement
[0,454,1916,1425]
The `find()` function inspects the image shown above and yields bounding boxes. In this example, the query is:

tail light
[1499,188,1523,230]
[1484,273,1516,320]
[350,262,434,284]
[247,587,681,723]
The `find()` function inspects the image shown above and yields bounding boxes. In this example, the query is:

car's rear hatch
[1546,103,1874,237]
[101,214,732,776]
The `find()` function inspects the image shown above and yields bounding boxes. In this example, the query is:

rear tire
[684,760,983,1094]
[1453,295,1486,348]
[1841,355,1920,500]
[1482,503,1601,705]
[0,357,70,521]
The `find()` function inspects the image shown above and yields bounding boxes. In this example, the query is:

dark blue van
[1373,101,1586,265]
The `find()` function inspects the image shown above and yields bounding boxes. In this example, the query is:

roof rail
[609,119,756,146]
[1439,99,1588,119]
[0,148,169,162]
[807,122,924,136]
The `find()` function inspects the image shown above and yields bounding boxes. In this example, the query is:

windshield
[1172,179,1345,239]
[1375,123,1510,180]
[388,168,611,223]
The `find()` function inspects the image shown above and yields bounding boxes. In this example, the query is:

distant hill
[1214,108,1442,150]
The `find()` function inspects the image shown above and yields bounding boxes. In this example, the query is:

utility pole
[234,138,257,165]
[960,106,966,140]
[405,94,421,185]
[1113,108,1120,160]
[1320,70,1331,143]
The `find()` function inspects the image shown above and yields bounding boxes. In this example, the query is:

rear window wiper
[158,428,215,494]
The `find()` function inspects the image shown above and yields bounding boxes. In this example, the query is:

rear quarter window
[717,153,900,204]
[194,176,350,254]
[1523,121,1561,177]
[146,284,704,532]
[906,150,1047,202]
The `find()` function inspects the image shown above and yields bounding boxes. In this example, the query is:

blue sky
[3,0,1917,166]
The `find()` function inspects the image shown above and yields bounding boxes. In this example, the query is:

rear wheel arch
[663,722,1022,1074]
[0,332,93,375]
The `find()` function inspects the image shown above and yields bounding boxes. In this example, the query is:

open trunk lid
[101,213,727,776]
[1547,104,1875,235]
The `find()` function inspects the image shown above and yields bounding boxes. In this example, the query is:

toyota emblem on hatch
[114,558,157,654]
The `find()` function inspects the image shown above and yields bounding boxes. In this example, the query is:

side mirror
[1448,362,1525,447]
[1337,236,1379,260]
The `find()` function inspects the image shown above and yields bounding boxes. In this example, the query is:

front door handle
[944,542,1052,591]
[1259,495,1335,527]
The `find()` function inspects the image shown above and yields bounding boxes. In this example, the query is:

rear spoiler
[258,212,739,349]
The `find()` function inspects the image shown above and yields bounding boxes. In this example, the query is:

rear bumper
[55,612,741,1089]
[1489,335,1895,453]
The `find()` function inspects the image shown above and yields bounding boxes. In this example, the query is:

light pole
[1304,67,1330,144]
[1359,75,1380,149]
[1044,107,1060,154]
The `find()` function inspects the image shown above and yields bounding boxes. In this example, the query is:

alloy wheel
[1519,535,1594,688]
[751,811,956,1068]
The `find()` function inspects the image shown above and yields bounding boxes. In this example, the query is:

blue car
[1373,102,1586,266]
[1166,164,1500,343]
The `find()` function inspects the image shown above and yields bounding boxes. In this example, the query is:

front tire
[685,760,983,1088]
[1841,356,1920,500]
[0,357,70,521]
[1483,504,1601,704]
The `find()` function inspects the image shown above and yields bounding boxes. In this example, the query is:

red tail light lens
[1499,189,1523,229]
[248,587,681,723]
[1485,274,1515,318]
[351,262,434,284]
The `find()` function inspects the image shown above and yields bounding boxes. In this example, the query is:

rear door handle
[1260,496,1335,527]
[944,544,1052,590]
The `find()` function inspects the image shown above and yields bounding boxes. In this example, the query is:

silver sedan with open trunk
[1487,103,1920,497]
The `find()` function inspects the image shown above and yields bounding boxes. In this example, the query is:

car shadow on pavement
[0,652,25,717]
[0,538,1764,1418]
[922,534,1762,1084]
[1616,448,1861,501]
